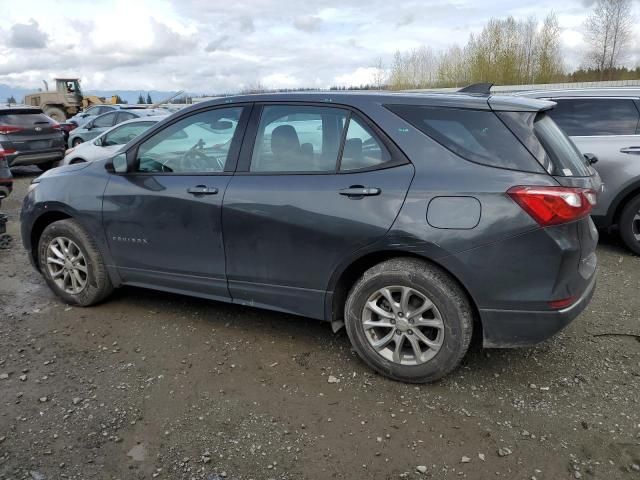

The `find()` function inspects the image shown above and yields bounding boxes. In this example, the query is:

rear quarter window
[387,105,544,173]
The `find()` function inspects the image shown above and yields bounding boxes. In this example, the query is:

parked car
[0,155,12,198]
[67,104,151,128]
[67,109,168,148]
[62,116,166,166]
[21,91,600,383]
[515,88,640,254]
[0,105,65,171]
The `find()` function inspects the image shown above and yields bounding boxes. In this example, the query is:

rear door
[222,103,414,319]
[545,97,640,218]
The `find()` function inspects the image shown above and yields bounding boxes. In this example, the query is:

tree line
[381,0,635,89]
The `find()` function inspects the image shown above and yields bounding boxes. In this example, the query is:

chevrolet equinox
[21,91,601,382]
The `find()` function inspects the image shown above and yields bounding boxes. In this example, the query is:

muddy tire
[43,106,66,123]
[344,258,473,383]
[38,219,113,306]
[619,194,640,255]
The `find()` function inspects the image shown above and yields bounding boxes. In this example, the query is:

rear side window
[340,116,390,171]
[93,112,117,128]
[549,98,640,136]
[387,105,543,173]
[0,112,53,126]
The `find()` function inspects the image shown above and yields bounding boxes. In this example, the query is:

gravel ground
[0,167,639,480]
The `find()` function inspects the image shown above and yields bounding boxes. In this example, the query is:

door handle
[339,186,381,197]
[187,185,218,195]
[620,146,640,154]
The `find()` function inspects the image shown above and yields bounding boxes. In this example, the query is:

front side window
[136,107,242,174]
[93,112,117,128]
[340,117,390,171]
[102,122,154,146]
[250,105,347,172]
[549,98,640,136]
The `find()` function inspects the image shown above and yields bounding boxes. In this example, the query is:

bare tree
[584,0,633,77]
[371,57,387,89]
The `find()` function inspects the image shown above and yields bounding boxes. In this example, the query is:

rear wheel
[37,161,55,171]
[38,219,113,306]
[344,258,473,383]
[43,106,66,123]
[619,194,640,255]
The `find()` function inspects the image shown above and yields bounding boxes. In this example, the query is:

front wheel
[37,161,55,171]
[38,219,113,306]
[619,194,640,255]
[344,258,473,383]
[71,137,84,147]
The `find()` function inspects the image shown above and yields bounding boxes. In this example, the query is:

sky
[0,0,639,94]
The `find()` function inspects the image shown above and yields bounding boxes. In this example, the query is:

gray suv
[516,88,640,254]
[21,91,600,382]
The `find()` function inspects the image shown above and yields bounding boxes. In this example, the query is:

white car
[61,116,165,165]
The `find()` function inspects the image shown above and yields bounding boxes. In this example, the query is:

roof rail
[458,83,493,95]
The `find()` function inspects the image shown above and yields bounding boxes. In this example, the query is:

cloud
[205,35,231,52]
[9,19,48,49]
[238,16,255,33]
[396,13,415,27]
[293,15,322,32]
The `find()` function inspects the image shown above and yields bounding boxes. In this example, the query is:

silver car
[516,88,640,254]
[62,116,165,165]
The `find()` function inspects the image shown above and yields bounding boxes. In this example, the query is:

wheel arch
[606,180,640,227]
[29,210,73,269]
[326,249,481,334]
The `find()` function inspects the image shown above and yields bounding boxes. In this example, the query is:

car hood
[37,161,92,180]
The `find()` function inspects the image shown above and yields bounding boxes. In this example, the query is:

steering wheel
[179,139,225,171]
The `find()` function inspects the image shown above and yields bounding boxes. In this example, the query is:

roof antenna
[458,83,493,94]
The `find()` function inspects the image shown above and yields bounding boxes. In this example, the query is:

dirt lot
[0,167,639,480]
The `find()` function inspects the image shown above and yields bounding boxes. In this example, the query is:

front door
[102,105,249,300]
[223,104,414,318]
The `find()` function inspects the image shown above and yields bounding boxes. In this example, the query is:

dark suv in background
[0,105,65,171]
[21,91,600,382]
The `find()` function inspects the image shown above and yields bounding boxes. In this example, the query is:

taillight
[548,296,576,310]
[507,185,596,226]
[0,148,16,157]
[0,125,23,134]
[52,123,61,130]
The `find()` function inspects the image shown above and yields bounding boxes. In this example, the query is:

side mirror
[584,153,598,165]
[105,153,128,174]
[85,122,93,131]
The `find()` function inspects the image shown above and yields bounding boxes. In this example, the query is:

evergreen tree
[137,94,145,104]
[146,93,153,104]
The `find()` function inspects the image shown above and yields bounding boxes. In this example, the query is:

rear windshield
[0,112,53,126]
[387,105,544,173]
[533,113,591,177]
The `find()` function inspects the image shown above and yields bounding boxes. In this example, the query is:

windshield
[534,113,591,177]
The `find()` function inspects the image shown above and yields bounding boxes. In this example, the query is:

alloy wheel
[45,236,88,295]
[362,285,444,366]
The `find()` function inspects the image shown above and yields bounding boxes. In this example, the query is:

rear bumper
[8,149,65,167]
[480,273,596,348]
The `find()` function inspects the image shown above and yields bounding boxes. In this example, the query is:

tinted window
[93,112,117,128]
[251,105,347,172]
[136,107,242,173]
[388,105,542,173]
[0,112,53,126]
[533,113,591,177]
[102,122,154,146]
[98,106,114,114]
[117,112,136,122]
[340,116,390,171]
[549,98,639,136]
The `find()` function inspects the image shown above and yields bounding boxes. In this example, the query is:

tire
[37,161,55,171]
[619,193,640,255]
[344,258,473,383]
[43,106,66,123]
[38,219,113,306]
[71,137,84,147]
